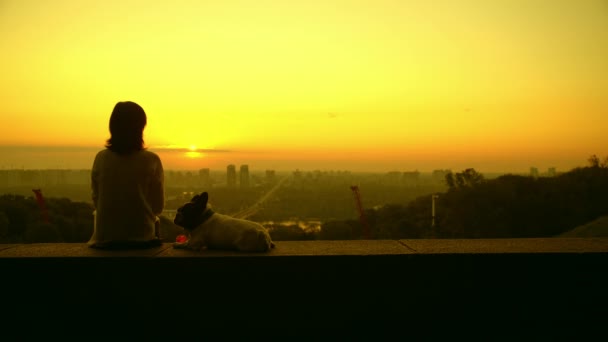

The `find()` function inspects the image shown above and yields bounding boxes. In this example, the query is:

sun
[185,151,204,159]
[185,145,205,159]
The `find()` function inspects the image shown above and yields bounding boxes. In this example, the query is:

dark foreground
[2,239,607,339]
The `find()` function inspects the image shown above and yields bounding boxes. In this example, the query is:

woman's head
[105,101,147,154]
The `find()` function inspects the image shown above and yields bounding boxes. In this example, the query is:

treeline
[310,155,608,240]
[0,194,94,243]
[0,194,186,243]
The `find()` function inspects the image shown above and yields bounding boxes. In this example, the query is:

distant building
[21,170,41,186]
[530,167,539,178]
[384,171,401,185]
[0,170,8,187]
[0,169,93,187]
[77,170,90,185]
[402,171,420,187]
[227,165,237,188]
[199,168,211,188]
[184,171,194,187]
[165,171,174,186]
[293,169,303,181]
[169,170,185,187]
[265,170,276,184]
[42,170,61,186]
[547,167,556,177]
[7,170,22,187]
[240,165,250,188]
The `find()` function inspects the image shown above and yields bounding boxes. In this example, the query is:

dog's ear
[193,192,208,210]
[200,192,209,208]
[190,193,200,203]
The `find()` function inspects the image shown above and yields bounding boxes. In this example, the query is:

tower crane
[32,188,49,224]
[350,185,370,239]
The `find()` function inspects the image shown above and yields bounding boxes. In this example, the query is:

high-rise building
[199,168,211,188]
[293,169,302,180]
[402,171,420,187]
[265,170,276,184]
[547,167,556,177]
[384,171,401,185]
[240,165,250,188]
[227,164,237,188]
[184,171,194,187]
[172,171,185,187]
[0,170,8,187]
[530,167,539,178]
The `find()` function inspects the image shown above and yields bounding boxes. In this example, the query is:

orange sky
[1,0,607,172]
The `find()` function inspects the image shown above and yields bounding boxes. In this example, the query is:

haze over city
[1,0,607,172]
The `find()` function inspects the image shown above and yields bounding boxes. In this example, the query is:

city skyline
[0,144,576,174]
[0,144,587,174]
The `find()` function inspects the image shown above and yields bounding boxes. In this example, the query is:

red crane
[32,188,50,224]
[350,185,370,239]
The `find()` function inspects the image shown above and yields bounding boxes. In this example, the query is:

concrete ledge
[0,240,412,257]
[2,238,608,257]
[399,237,608,254]
[2,239,607,338]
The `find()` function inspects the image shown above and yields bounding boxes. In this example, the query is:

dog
[173,192,275,252]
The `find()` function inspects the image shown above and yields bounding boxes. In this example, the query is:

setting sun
[184,151,204,160]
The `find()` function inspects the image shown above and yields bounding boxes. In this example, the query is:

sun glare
[185,151,204,159]
[186,145,204,159]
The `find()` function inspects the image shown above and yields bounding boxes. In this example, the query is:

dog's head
[173,192,209,231]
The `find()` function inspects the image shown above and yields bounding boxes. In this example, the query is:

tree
[446,168,485,190]
[588,155,601,168]
[0,194,34,238]
[24,221,62,243]
[445,173,455,189]
[587,154,608,168]
[461,168,485,187]
[319,220,356,240]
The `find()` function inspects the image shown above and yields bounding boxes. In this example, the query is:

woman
[88,101,164,249]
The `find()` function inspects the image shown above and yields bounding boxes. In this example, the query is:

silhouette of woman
[88,101,164,249]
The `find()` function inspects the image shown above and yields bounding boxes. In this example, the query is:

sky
[1,0,607,172]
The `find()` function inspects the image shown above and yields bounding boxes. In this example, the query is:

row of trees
[0,193,187,243]
[0,194,94,243]
[310,155,608,240]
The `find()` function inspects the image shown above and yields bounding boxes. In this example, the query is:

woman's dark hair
[105,101,147,154]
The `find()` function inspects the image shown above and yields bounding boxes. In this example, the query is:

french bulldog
[173,192,275,252]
